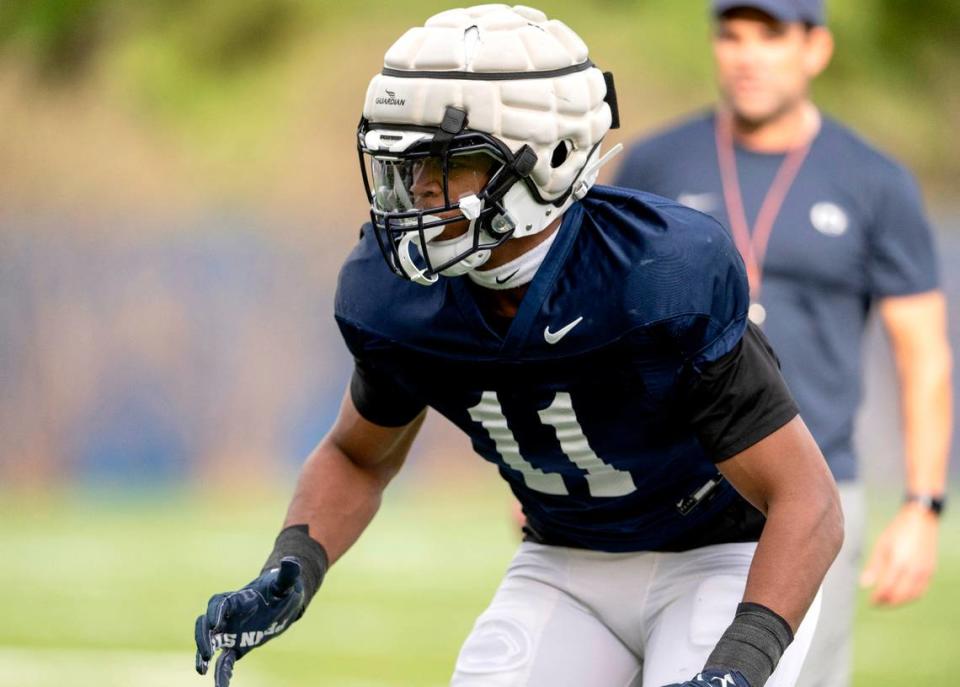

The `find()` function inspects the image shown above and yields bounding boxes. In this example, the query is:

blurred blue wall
[0,214,349,486]
[2,212,958,487]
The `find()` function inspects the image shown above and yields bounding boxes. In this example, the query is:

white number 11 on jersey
[467,391,637,498]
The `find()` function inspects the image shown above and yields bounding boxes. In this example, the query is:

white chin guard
[396,214,493,286]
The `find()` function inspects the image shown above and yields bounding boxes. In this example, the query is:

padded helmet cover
[362,5,613,202]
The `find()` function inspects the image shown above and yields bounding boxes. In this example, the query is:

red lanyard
[714,112,812,313]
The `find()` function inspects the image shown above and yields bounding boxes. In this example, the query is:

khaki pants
[796,483,866,687]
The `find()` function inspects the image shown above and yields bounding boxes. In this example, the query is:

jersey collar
[450,203,584,358]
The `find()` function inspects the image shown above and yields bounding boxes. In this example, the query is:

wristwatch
[905,493,946,516]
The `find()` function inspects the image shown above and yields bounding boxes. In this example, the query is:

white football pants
[451,541,820,687]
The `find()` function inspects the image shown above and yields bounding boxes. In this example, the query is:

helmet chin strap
[438,249,491,276]
[397,207,493,286]
[436,193,491,276]
[397,229,440,286]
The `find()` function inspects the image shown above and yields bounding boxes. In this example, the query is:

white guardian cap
[357,4,621,285]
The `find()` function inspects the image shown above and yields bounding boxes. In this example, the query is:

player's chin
[429,217,471,243]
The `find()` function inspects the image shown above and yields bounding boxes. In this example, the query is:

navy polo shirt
[614,111,940,481]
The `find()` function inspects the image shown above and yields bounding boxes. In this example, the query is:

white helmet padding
[358,4,620,284]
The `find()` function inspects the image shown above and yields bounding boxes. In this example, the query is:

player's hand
[195,557,306,687]
[860,502,939,606]
[661,669,751,687]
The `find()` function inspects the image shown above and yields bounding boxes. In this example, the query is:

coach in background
[614,1,953,686]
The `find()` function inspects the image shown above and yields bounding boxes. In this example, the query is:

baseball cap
[711,0,825,25]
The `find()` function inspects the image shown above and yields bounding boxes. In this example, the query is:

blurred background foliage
[0,0,957,218]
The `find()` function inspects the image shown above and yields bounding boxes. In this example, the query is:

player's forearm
[703,448,842,687]
[742,489,843,631]
[718,418,844,631]
[898,341,952,495]
[282,438,390,566]
[279,394,425,567]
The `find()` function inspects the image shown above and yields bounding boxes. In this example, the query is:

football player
[193,6,842,687]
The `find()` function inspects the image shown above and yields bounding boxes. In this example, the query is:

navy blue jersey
[336,185,770,553]
[614,112,940,481]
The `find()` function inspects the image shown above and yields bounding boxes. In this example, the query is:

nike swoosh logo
[496,269,520,285]
[544,317,583,344]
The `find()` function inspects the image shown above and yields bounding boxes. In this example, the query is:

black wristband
[704,602,794,687]
[262,525,329,608]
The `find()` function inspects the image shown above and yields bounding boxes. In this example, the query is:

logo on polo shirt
[810,202,849,237]
[677,192,718,214]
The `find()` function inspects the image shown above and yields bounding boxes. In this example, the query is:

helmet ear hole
[550,140,572,168]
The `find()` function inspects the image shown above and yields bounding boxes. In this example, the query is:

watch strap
[905,493,945,516]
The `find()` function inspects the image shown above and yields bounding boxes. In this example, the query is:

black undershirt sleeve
[687,322,799,463]
[350,358,426,427]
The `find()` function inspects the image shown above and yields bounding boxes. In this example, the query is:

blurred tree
[0,0,114,80]
[176,0,304,74]
[0,1,955,193]
[0,0,307,81]
[875,0,960,74]
[2,1,956,87]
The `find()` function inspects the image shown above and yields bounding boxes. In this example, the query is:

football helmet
[358,4,621,285]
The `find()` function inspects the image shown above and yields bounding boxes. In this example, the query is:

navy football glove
[662,669,752,687]
[195,557,305,687]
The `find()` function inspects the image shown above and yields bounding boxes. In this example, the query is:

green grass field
[1,482,957,687]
